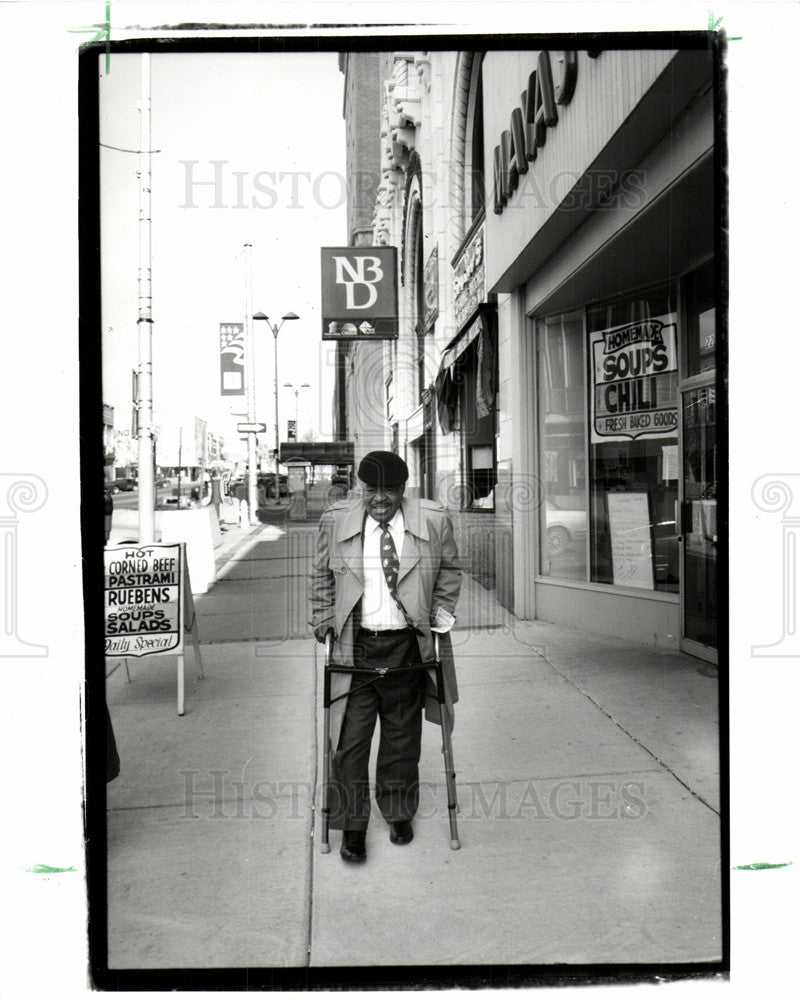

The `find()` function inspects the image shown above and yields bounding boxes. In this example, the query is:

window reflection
[537,312,587,578]
[588,286,679,593]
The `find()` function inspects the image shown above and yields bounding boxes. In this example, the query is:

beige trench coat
[309,495,462,750]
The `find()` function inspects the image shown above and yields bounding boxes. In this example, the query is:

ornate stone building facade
[338,44,718,650]
[339,49,504,598]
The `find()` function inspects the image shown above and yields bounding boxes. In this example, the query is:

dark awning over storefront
[435,305,497,433]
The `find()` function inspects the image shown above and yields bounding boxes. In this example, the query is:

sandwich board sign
[104,542,203,715]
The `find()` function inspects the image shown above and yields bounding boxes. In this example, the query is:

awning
[434,308,497,432]
[439,312,484,372]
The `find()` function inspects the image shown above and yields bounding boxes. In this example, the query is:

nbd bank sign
[320,246,398,340]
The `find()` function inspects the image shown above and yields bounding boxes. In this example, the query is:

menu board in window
[606,492,655,590]
[590,314,678,443]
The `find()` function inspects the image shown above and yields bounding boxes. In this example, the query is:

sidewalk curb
[213,522,267,573]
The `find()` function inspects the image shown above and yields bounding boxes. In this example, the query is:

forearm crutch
[434,633,461,850]
[320,633,334,854]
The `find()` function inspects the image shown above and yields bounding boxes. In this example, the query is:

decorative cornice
[388,53,421,143]
[414,52,432,92]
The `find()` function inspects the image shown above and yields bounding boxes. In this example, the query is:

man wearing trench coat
[309,453,461,862]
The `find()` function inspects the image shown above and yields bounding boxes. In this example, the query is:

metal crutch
[319,633,460,852]
[320,632,334,854]
[434,632,461,850]
[318,636,392,854]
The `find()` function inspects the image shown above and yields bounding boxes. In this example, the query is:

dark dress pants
[329,628,423,831]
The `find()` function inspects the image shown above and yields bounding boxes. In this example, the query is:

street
[111,486,197,509]
[105,518,722,971]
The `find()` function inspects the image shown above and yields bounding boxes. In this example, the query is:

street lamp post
[253,311,300,500]
[283,382,310,439]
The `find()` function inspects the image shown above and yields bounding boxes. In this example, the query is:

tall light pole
[253,311,300,500]
[283,382,310,439]
[243,244,259,522]
[137,51,155,543]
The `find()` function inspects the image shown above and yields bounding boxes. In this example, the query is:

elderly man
[309,451,461,863]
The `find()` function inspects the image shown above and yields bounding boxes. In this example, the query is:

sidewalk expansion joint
[225,554,312,563]
[196,636,310,645]
[209,574,310,583]
[451,624,516,632]
[305,640,320,967]
[457,769,664,786]
[108,790,317,814]
[511,627,720,817]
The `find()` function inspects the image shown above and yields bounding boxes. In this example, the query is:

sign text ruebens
[320,246,398,340]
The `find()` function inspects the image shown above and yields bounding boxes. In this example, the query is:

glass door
[680,260,717,659]
[681,383,717,653]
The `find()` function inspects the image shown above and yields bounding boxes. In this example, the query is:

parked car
[331,466,351,488]
[258,473,289,498]
[229,474,289,502]
[545,500,588,556]
[109,476,136,493]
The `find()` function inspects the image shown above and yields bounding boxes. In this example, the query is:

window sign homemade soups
[590,314,678,443]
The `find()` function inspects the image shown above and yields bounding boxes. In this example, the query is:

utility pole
[273,328,280,501]
[137,51,155,544]
[244,243,258,523]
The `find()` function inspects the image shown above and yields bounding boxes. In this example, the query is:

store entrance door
[680,380,717,660]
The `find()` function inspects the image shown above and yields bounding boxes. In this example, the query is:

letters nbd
[320,246,398,340]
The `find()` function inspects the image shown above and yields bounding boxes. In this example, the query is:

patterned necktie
[379,521,416,630]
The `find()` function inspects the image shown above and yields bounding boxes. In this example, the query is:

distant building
[103,404,115,479]
[334,52,393,459]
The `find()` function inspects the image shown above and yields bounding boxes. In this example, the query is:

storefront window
[536,311,587,578]
[588,286,679,593]
[536,287,681,593]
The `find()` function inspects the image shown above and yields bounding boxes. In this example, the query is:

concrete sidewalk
[105,523,721,970]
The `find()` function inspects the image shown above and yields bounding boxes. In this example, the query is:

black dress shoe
[389,820,413,845]
[340,830,367,863]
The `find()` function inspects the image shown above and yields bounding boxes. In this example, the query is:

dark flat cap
[357,451,409,487]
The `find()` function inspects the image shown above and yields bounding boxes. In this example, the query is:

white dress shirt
[359,507,408,630]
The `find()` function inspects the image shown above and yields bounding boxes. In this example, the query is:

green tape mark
[733,861,793,871]
[27,864,77,874]
[707,11,742,39]
[68,2,111,73]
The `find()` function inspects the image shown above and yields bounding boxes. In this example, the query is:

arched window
[468,60,485,221]
[450,52,486,250]
[402,154,426,405]
[414,214,426,400]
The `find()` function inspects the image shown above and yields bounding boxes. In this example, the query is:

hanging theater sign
[320,246,399,340]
